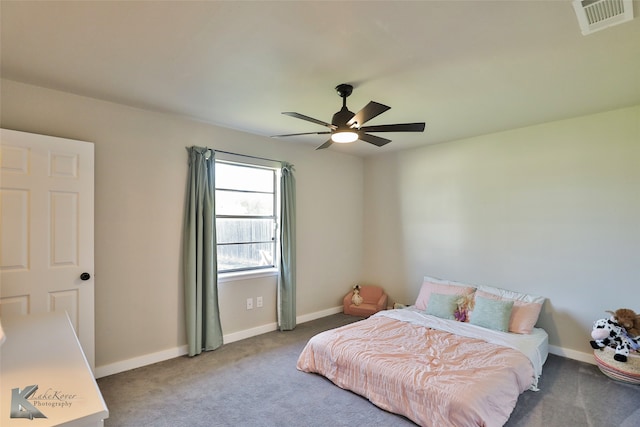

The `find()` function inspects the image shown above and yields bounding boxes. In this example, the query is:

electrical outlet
[256,296,263,308]
[246,297,253,310]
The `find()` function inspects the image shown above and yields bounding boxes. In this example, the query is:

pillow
[476,284,545,304]
[509,301,544,334]
[470,296,514,332]
[425,275,474,290]
[414,277,475,310]
[474,288,544,334]
[425,293,459,320]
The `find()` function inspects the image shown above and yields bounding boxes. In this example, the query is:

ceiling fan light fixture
[331,130,358,143]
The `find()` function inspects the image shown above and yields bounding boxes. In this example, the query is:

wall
[3,77,638,371]
[363,105,640,361]
[0,79,364,375]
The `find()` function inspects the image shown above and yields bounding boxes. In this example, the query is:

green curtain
[183,146,223,356]
[278,162,296,330]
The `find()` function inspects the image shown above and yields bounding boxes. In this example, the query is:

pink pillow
[415,280,475,310]
[473,290,543,334]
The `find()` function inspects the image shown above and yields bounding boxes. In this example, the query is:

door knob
[80,272,91,281]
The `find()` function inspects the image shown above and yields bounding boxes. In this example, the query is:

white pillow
[423,275,474,289]
[476,284,545,304]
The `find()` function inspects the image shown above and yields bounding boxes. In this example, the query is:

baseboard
[95,306,344,379]
[548,345,596,365]
[296,305,343,323]
[95,345,189,378]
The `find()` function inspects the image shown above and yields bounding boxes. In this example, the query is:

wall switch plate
[246,298,253,310]
[256,296,263,308]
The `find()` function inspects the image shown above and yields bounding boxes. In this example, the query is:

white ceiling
[2,1,639,156]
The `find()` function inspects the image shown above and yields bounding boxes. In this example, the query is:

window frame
[214,153,281,280]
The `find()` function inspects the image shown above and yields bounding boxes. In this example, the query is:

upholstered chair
[343,285,388,317]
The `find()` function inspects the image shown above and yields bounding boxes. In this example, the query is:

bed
[297,277,548,427]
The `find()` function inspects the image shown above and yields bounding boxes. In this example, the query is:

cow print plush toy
[590,317,640,362]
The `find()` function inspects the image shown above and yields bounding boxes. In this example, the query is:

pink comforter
[297,315,534,427]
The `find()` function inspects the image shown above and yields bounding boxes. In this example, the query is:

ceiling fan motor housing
[332,107,355,128]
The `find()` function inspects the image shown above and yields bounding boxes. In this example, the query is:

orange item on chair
[343,285,388,317]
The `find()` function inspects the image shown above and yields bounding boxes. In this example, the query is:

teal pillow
[425,293,459,320]
[470,296,514,332]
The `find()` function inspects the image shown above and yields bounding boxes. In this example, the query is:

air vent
[572,0,634,35]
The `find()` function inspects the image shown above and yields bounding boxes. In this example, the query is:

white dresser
[0,312,108,426]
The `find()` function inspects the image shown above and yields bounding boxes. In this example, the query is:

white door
[0,128,95,372]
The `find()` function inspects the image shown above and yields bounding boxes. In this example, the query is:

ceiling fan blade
[282,112,336,130]
[347,101,391,128]
[359,122,426,133]
[272,131,331,138]
[359,132,392,147]
[315,139,333,150]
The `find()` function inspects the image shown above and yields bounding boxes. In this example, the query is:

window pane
[216,190,274,216]
[216,218,274,244]
[214,160,279,274]
[216,163,274,192]
[217,242,275,271]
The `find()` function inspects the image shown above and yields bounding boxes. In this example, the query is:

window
[215,160,279,274]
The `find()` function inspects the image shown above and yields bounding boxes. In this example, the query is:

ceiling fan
[272,84,426,150]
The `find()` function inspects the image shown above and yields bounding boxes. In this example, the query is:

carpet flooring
[97,313,640,427]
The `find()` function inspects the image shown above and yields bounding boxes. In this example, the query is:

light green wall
[363,104,640,358]
[0,79,364,370]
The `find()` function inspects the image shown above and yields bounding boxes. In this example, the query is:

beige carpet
[97,313,640,426]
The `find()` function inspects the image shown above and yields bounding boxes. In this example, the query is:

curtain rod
[186,146,286,165]
[213,149,284,165]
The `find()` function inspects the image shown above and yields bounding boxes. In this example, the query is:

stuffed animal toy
[351,285,363,306]
[606,308,640,338]
[590,317,640,362]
